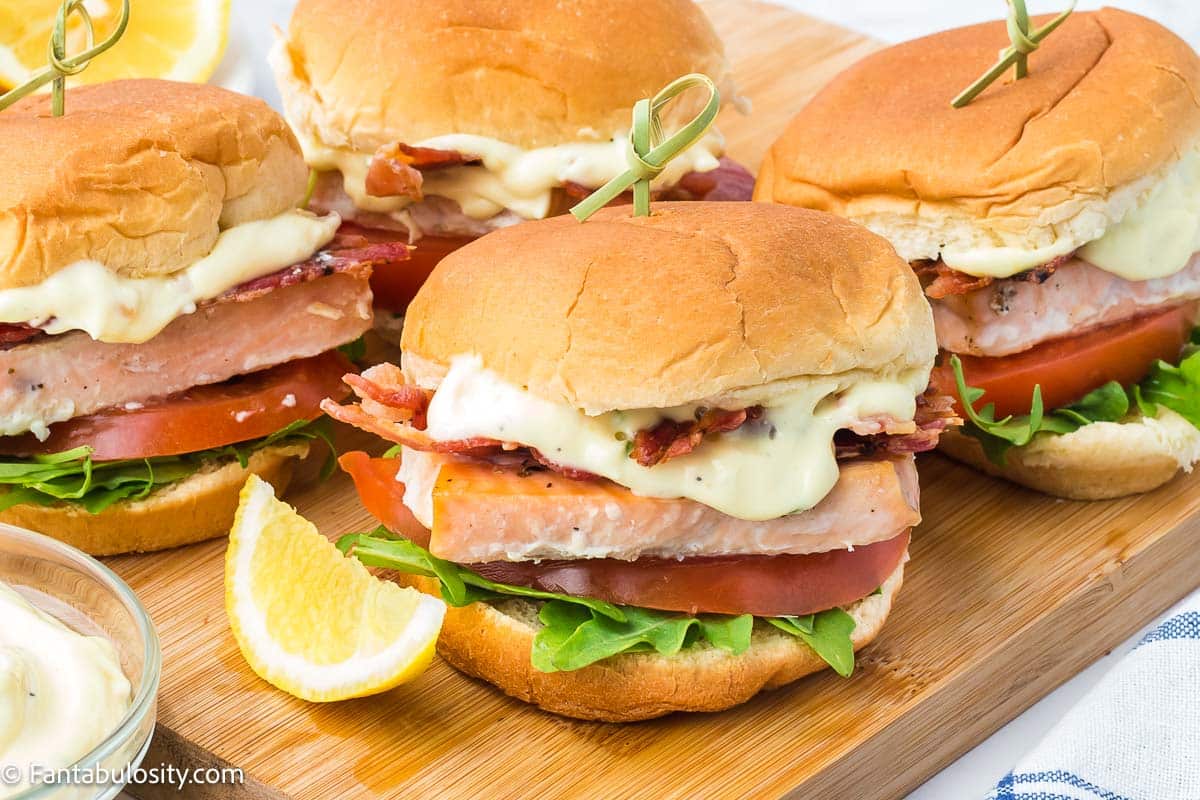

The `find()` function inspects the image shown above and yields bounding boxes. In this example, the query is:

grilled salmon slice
[0,272,371,438]
[934,253,1200,357]
[397,450,920,563]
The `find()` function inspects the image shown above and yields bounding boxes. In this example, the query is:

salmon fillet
[934,253,1200,356]
[0,272,372,437]
[398,448,920,562]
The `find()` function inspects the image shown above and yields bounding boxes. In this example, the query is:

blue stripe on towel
[992,770,1134,800]
[1135,612,1200,649]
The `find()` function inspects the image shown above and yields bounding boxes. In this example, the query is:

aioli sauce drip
[0,583,130,799]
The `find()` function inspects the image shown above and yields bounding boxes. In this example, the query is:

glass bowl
[0,524,160,800]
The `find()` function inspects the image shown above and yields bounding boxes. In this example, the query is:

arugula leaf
[341,530,852,676]
[950,355,1130,464]
[339,532,625,619]
[767,609,857,678]
[535,603,700,672]
[337,336,368,365]
[530,602,594,672]
[1136,346,1200,427]
[698,613,754,654]
[0,418,335,514]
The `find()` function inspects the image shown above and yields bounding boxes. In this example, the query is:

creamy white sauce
[0,583,130,798]
[944,148,1200,280]
[0,210,340,344]
[1080,148,1200,281]
[300,129,725,222]
[419,355,926,521]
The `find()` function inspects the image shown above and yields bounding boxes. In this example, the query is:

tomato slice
[931,304,1197,419]
[339,450,908,616]
[339,224,472,312]
[0,352,353,460]
[468,534,909,616]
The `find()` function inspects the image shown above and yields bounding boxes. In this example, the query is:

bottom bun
[0,443,308,556]
[407,559,905,722]
[939,408,1200,500]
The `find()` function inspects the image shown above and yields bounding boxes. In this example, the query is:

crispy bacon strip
[0,323,42,348]
[917,253,1073,300]
[217,240,410,304]
[668,157,756,201]
[835,389,960,458]
[343,372,433,429]
[365,143,482,200]
[915,260,993,300]
[321,398,501,456]
[630,407,763,468]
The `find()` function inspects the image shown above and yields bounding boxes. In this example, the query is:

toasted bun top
[401,202,935,412]
[755,9,1200,263]
[276,0,732,153]
[0,79,309,289]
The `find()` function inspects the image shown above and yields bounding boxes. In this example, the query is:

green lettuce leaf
[341,530,855,676]
[0,417,335,515]
[951,330,1200,464]
[1135,336,1200,427]
[950,355,1131,464]
[767,610,857,678]
[337,336,368,365]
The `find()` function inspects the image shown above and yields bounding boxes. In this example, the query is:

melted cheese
[1080,148,1200,281]
[420,355,927,521]
[299,130,725,222]
[0,210,340,344]
[943,148,1200,280]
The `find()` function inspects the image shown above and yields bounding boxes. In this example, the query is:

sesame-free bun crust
[0,444,307,556]
[401,202,936,412]
[938,409,1200,500]
[755,9,1200,265]
[0,79,309,289]
[275,0,732,152]
[406,560,902,722]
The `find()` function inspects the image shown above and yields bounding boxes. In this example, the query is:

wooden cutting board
[106,3,1200,798]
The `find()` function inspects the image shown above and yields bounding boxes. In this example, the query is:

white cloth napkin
[985,596,1200,800]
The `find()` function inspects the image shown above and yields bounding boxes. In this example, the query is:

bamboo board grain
[102,3,1200,799]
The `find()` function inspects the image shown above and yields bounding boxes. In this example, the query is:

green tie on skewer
[0,0,131,116]
[571,73,721,220]
[951,0,1076,108]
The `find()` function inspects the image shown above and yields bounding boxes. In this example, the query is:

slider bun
[0,79,309,290]
[755,9,1200,266]
[402,202,936,413]
[275,0,732,153]
[407,560,903,722]
[938,409,1200,499]
[0,444,307,556]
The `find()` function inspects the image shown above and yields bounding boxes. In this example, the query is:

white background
[218,3,1200,798]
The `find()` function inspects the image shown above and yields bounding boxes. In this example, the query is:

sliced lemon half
[225,474,445,702]
[0,0,231,90]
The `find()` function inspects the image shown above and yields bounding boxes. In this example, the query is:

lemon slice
[225,475,445,702]
[0,0,231,90]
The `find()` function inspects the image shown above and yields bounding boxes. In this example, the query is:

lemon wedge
[0,0,231,90]
[225,475,445,702]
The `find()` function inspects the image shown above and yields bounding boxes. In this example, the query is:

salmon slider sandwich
[0,80,409,555]
[756,7,1200,499]
[325,201,957,721]
[271,0,754,338]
